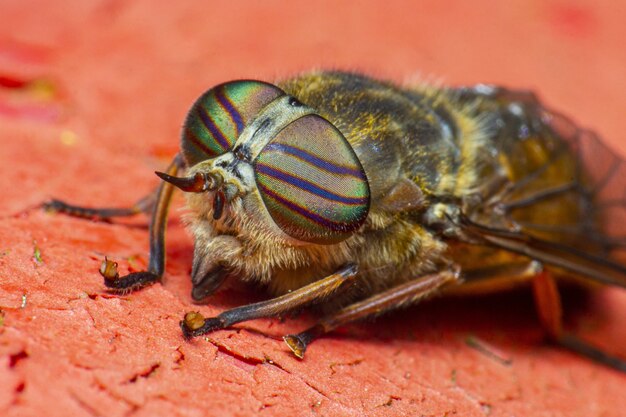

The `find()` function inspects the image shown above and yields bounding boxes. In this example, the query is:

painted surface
[0,1,625,416]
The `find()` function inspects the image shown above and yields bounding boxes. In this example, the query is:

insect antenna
[155,171,222,193]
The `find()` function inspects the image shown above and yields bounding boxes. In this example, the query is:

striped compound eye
[254,114,370,244]
[181,81,284,166]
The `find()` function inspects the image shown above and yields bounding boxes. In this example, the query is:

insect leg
[180,264,359,339]
[44,191,157,220]
[531,271,563,338]
[532,272,626,371]
[455,260,543,294]
[283,267,461,359]
[100,155,183,291]
[43,154,186,220]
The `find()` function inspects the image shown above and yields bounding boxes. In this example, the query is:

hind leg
[532,271,626,372]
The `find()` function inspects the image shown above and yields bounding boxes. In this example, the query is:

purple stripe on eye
[256,164,368,205]
[263,142,364,178]
[196,105,231,151]
[258,183,359,232]
[215,86,245,134]
[185,127,216,157]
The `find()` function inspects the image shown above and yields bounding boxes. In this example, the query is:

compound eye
[254,114,370,244]
[181,80,284,166]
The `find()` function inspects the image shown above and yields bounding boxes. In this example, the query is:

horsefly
[46,71,626,370]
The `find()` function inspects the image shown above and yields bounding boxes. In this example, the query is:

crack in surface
[125,363,160,383]
[69,391,106,417]
[450,385,490,415]
[203,336,368,415]
[205,336,372,415]
[329,358,363,375]
[208,336,298,387]
[7,380,26,410]
[206,337,274,367]
[375,394,402,408]
[92,377,141,412]
[9,349,29,367]
[236,325,284,341]
[173,346,185,367]
[303,380,331,401]
[3,284,488,417]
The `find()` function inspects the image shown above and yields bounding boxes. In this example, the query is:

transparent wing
[457,86,626,286]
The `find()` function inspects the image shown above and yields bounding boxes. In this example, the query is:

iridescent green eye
[254,115,370,244]
[181,81,284,166]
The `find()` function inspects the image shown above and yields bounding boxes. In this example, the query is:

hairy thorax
[185,184,448,296]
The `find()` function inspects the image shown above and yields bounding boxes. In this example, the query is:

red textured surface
[1,1,625,416]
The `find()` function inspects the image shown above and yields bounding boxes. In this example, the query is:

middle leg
[283,259,544,359]
[284,267,461,358]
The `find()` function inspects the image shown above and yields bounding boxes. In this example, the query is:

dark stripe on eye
[196,105,231,151]
[256,164,367,205]
[185,127,217,157]
[215,86,245,134]
[258,183,356,232]
[263,142,364,178]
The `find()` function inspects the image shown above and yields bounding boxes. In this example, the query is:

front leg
[103,156,183,291]
[45,155,185,292]
[180,263,359,338]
